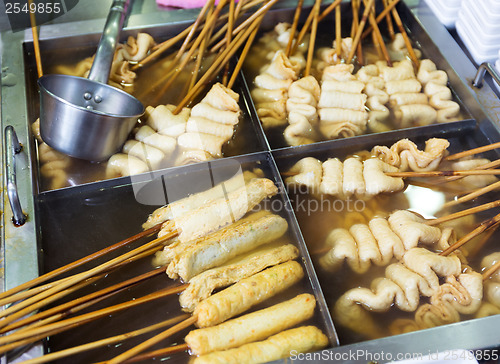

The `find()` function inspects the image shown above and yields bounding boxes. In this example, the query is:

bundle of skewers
[247,0,461,146]
[0,174,330,363]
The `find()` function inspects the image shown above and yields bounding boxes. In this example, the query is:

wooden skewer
[390,3,419,68]
[304,0,321,77]
[0,274,104,334]
[0,322,88,357]
[291,5,315,56]
[18,316,188,364]
[364,0,392,66]
[440,212,500,256]
[28,0,43,77]
[361,0,401,38]
[352,0,364,64]
[14,284,132,335]
[426,199,500,226]
[0,243,162,309]
[318,0,343,22]
[1,266,168,334]
[175,21,255,112]
[0,275,74,308]
[351,0,359,39]
[441,180,500,209]
[468,224,498,258]
[118,343,189,364]
[0,284,188,350]
[445,141,500,161]
[285,0,305,57]
[346,0,375,64]
[175,0,214,66]
[132,26,193,71]
[285,169,500,178]
[0,230,177,325]
[371,24,384,60]
[386,169,500,177]
[290,0,343,56]
[0,223,162,302]
[483,259,500,281]
[227,17,262,89]
[222,0,236,86]
[107,315,198,364]
[188,3,215,93]
[335,2,341,61]
[383,0,396,40]
[435,158,500,184]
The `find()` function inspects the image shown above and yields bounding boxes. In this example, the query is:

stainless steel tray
[3,0,500,362]
[34,152,337,363]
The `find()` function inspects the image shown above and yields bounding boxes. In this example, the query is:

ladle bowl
[38,74,143,161]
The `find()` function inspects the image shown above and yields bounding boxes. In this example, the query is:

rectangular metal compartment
[34,152,337,363]
[2,0,500,362]
[273,118,500,353]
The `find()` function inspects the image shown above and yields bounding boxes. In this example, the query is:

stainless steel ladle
[38,0,144,161]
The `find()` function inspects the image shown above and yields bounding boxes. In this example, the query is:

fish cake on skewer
[179,244,299,312]
[192,326,328,364]
[186,293,316,355]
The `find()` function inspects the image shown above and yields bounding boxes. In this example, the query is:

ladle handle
[87,0,131,84]
[4,126,27,226]
[473,62,500,88]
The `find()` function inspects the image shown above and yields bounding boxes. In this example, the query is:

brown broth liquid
[287,162,500,345]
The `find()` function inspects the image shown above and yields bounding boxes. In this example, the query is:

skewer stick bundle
[285,0,305,57]
[175,4,276,112]
[108,260,305,363]
[426,199,500,226]
[435,158,500,184]
[363,0,392,66]
[361,0,401,38]
[0,223,162,302]
[0,266,168,334]
[15,316,189,364]
[347,0,375,64]
[389,2,419,67]
[446,141,500,161]
[440,212,500,256]
[386,169,500,177]
[0,230,177,328]
[442,180,500,209]
[304,0,321,77]
[0,284,187,351]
